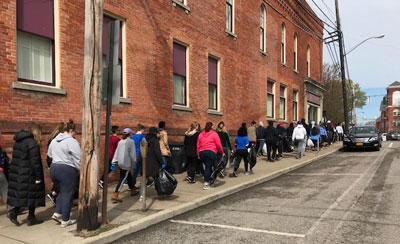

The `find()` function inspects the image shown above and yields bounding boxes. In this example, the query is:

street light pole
[344,34,384,126]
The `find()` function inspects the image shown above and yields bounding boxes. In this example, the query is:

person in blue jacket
[319,124,327,146]
[233,127,250,177]
[131,124,146,190]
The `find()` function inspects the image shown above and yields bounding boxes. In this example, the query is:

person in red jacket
[197,122,224,190]
[99,125,120,188]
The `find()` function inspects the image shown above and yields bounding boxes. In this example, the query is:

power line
[310,0,337,27]
[296,0,337,31]
[320,0,336,20]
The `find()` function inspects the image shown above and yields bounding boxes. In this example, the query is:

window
[280,86,286,120]
[393,91,400,106]
[226,0,234,33]
[260,5,266,52]
[394,109,400,116]
[208,57,218,110]
[17,0,54,86]
[281,24,286,64]
[294,34,298,71]
[267,81,274,118]
[173,42,187,105]
[293,90,298,121]
[102,15,124,96]
[307,45,311,77]
[393,120,400,127]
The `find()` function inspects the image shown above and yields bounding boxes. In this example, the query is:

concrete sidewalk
[0,143,341,244]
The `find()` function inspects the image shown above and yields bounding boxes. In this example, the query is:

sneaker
[60,219,76,228]
[245,171,250,176]
[232,171,238,177]
[47,193,56,205]
[51,213,62,223]
[27,217,43,226]
[130,188,139,196]
[98,180,104,189]
[7,212,20,226]
[146,179,154,187]
[185,176,196,184]
[202,184,211,190]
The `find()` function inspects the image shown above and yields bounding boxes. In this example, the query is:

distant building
[376,81,400,132]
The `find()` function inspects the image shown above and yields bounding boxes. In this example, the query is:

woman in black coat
[7,124,45,226]
[145,127,164,179]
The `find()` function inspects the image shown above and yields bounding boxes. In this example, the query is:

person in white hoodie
[292,121,307,159]
[47,120,81,228]
[111,128,137,203]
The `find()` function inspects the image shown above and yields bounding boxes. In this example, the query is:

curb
[80,147,340,244]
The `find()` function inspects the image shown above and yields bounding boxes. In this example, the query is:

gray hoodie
[112,138,136,170]
[48,133,81,171]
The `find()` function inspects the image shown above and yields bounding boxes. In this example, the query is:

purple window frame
[17,0,56,86]
[173,42,187,106]
[208,57,218,110]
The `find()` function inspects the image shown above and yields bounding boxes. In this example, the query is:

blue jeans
[199,150,217,183]
[132,156,142,186]
[50,164,78,221]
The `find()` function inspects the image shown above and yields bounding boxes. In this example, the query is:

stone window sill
[294,70,299,74]
[172,0,190,14]
[281,63,287,68]
[225,30,237,40]
[172,104,193,112]
[267,118,277,122]
[119,97,131,104]
[12,82,66,95]
[207,109,223,116]
[260,50,268,57]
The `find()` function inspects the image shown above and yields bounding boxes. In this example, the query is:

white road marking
[170,219,306,238]
[288,173,361,177]
[305,148,388,236]
[389,143,393,148]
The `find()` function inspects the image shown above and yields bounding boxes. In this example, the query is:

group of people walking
[0,118,343,227]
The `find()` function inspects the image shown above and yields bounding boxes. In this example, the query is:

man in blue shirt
[131,124,146,188]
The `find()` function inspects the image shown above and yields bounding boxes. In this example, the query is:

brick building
[0,0,324,185]
[376,81,400,133]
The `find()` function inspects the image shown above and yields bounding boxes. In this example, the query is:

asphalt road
[114,141,400,244]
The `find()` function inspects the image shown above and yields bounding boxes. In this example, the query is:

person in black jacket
[264,120,278,162]
[276,122,287,158]
[184,121,200,183]
[216,121,231,177]
[286,122,295,152]
[145,127,164,180]
[256,122,265,156]
[7,124,45,226]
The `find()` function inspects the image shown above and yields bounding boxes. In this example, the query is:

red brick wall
[0,0,323,190]
[387,87,400,132]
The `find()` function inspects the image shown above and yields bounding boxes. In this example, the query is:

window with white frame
[393,91,400,106]
[173,42,187,106]
[260,5,266,52]
[294,34,298,71]
[293,90,298,121]
[102,15,124,97]
[267,81,274,118]
[226,0,234,33]
[280,86,286,120]
[307,45,311,77]
[208,56,219,110]
[17,0,55,86]
[281,23,286,64]
[394,109,400,116]
[393,120,400,127]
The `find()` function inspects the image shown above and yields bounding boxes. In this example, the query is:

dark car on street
[387,130,400,141]
[343,126,382,151]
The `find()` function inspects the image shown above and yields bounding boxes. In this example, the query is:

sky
[307,0,400,123]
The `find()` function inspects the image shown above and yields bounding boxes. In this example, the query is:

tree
[322,63,367,124]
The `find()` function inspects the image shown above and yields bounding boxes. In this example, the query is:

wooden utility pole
[78,0,104,231]
[335,0,349,132]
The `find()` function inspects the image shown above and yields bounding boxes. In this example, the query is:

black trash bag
[230,151,239,168]
[210,155,226,185]
[248,145,257,169]
[155,168,178,196]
